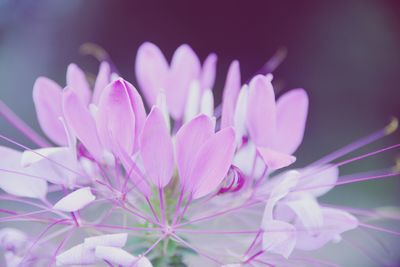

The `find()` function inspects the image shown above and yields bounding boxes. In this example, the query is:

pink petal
[200,53,217,91]
[274,89,308,154]
[175,115,214,190]
[233,85,249,144]
[167,44,201,120]
[62,89,103,160]
[262,220,297,258]
[118,146,152,198]
[95,246,152,267]
[84,233,127,249]
[0,146,47,199]
[56,243,96,265]
[122,80,148,153]
[96,79,136,155]
[92,61,111,105]
[135,42,168,107]
[189,127,236,199]
[220,61,241,129]
[53,187,95,212]
[140,106,174,188]
[246,75,276,147]
[32,77,68,145]
[296,165,339,197]
[257,147,296,170]
[66,63,92,105]
[296,207,358,251]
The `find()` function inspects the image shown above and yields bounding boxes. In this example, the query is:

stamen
[0,134,84,177]
[310,119,398,167]
[218,165,245,194]
[0,100,50,147]
[359,222,400,236]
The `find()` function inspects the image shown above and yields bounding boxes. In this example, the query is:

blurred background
[0,1,399,266]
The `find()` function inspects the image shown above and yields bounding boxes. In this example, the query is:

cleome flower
[0,42,399,267]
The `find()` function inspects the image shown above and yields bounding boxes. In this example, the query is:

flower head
[0,43,399,266]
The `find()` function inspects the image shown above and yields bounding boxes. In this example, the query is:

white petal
[21,147,68,167]
[296,165,339,197]
[56,243,96,266]
[285,193,323,230]
[21,146,78,187]
[53,187,95,212]
[4,251,23,267]
[295,207,358,251]
[262,220,297,258]
[200,89,214,117]
[262,171,299,223]
[156,90,171,131]
[95,246,152,266]
[84,233,128,249]
[184,80,201,123]
[0,146,47,199]
[233,142,264,178]
[0,228,27,251]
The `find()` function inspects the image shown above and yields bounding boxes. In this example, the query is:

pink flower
[0,43,399,267]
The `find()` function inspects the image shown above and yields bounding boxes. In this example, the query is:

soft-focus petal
[220,61,240,129]
[284,193,323,230]
[95,246,152,267]
[84,233,127,249]
[56,243,96,266]
[67,63,92,105]
[4,251,23,267]
[92,61,111,105]
[62,88,103,160]
[200,89,214,117]
[257,147,296,170]
[96,79,136,155]
[0,228,27,251]
[0,146,47,199]
[296,165,339,197]
[135,42,169,107]
[189,127,236,199]
[53,187,95,212]
[262,220,297,258]
[66,63,92,104]
[274,89,308,154]
[33,77,68,145]
[167,44,201,120]
[140,106,174,187]
[176,115,214,190]
[296,207,358,251]
[246,75,276,147]
[184,81,201,123]
[262,170,299,222]
[200,53,217,91]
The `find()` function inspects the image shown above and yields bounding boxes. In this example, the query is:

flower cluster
[0,43,399,267]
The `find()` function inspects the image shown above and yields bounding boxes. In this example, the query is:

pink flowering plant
[0,43,399,266]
